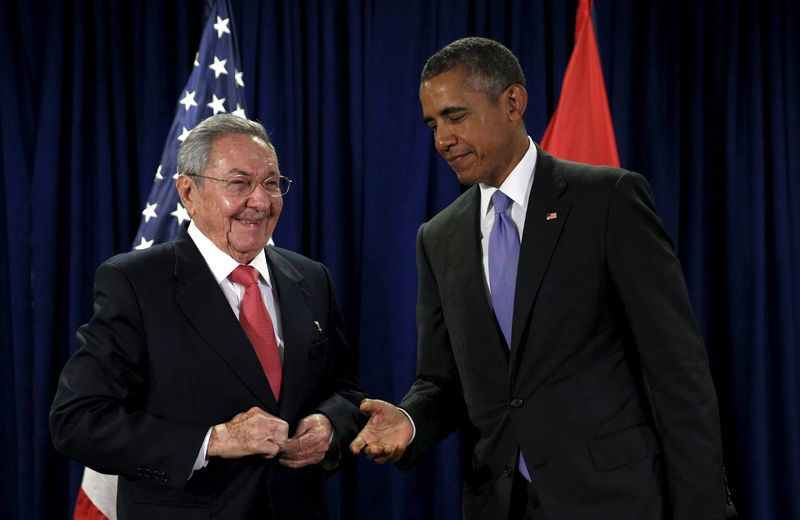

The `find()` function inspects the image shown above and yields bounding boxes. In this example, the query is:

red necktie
[229,265,282,400]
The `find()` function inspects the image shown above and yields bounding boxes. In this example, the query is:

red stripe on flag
[541,0,620,167]
[73,487,109,520]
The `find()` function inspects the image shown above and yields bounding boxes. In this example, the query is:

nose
[246,182,274,209]
[435,127,457,153]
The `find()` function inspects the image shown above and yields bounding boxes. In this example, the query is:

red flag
[540,0,620,167]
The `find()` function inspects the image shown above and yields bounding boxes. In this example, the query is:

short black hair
[421,37,525,101]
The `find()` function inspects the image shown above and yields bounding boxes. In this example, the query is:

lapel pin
[313,320,322,333]
[546,212,558,221]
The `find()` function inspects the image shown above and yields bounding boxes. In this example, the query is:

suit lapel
[266,247,314,421]
[509,149,571,370]
[446,188,510,361]
[171,230,277,411]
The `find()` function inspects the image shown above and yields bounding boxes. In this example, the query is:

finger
[281,437,301,455]
[349,435,367,454]
[359,399,388,414]
[292,420,313,438]
[278,453,323,468]
[260,441,282,458]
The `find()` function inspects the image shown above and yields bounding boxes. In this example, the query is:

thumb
[359,398,388,415]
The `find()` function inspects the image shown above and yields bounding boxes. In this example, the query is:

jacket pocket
[589,423,660,471]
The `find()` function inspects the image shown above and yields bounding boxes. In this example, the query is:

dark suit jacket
[50,229,365,519]
[398,147,732,520]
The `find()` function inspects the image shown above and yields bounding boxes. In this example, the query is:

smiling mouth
[446,152,470,166]
[235,215,267,226]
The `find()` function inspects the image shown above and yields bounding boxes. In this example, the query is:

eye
[264,177,281,188]
[227,178,250,188]
[449,113,466,123]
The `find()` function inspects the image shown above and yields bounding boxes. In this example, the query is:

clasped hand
[208,407,333,468]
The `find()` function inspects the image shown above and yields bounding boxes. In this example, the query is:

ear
[504,84,528,122]
[175,175,196,217]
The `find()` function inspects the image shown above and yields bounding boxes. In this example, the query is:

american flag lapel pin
[546,212,558,221]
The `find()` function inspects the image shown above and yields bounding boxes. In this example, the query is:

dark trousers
[509,471,547,520]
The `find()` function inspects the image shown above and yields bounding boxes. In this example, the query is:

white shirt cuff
[397,407,416,444]
[192,427,213,473]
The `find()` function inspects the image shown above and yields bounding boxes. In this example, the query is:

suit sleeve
[606,172,729,519]
[396,223,467,471]
[49,260,209,489]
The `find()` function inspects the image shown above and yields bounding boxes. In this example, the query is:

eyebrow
[423,106,468,124]
[226,168,280,177]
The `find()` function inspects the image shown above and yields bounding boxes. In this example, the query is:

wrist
[214,423,230,441]
[207,422,230,457]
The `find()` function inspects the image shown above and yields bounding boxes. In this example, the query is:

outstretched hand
[349,399,413,464]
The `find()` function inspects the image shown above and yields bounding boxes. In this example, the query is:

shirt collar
[187,222,272,288]
[479,136,537,218]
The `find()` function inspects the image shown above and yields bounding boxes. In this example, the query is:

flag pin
[546,212,558,221]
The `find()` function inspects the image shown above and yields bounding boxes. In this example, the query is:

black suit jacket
[50,229,365,519]
[398,147,731,519]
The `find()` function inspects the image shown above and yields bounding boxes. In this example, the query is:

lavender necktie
[488,190,531,481]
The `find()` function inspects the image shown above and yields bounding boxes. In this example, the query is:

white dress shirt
[186,222,284,472]
[479,137,538,296]
[404,137,538,444]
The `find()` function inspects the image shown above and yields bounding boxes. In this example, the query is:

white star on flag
[207,94,227,115]
[171,203,191,226]
[179,90,198,111]
[141,202,158,223]
[213,16,231,38]
[177,127,192,142]
[134,237,154,250]
[132,0,247,256]
[209,56,228,78]
[232,103,246,118]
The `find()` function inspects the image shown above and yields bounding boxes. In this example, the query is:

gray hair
[421,37,525,102]
[177,114,274,185]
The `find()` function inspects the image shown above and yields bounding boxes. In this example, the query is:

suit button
[510,398,524,408]
[503,466,513,478]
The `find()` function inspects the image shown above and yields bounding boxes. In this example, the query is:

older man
[51,114,365,519]
[351,37,733,520]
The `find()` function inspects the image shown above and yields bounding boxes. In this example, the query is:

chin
[454,171,479,186]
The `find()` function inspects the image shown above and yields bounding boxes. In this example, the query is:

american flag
[76,1,247,518]
[132,0,248,250]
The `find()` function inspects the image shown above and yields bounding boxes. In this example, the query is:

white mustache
[236,211,270,220]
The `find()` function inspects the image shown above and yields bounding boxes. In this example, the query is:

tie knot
[492,190,513,215]
[230,265,260,287]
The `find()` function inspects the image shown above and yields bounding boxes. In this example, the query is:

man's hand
[349,399,413,464]
[279,413,333,468]
[207,407,289,459]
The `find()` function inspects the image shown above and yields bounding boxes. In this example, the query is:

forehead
[208,133,278,170]
[419,68,490,115]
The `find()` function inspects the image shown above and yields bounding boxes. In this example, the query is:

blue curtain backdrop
[1,0,798,519]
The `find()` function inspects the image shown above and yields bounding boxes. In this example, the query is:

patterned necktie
[229,265,282,400]
[488,190,531,481]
